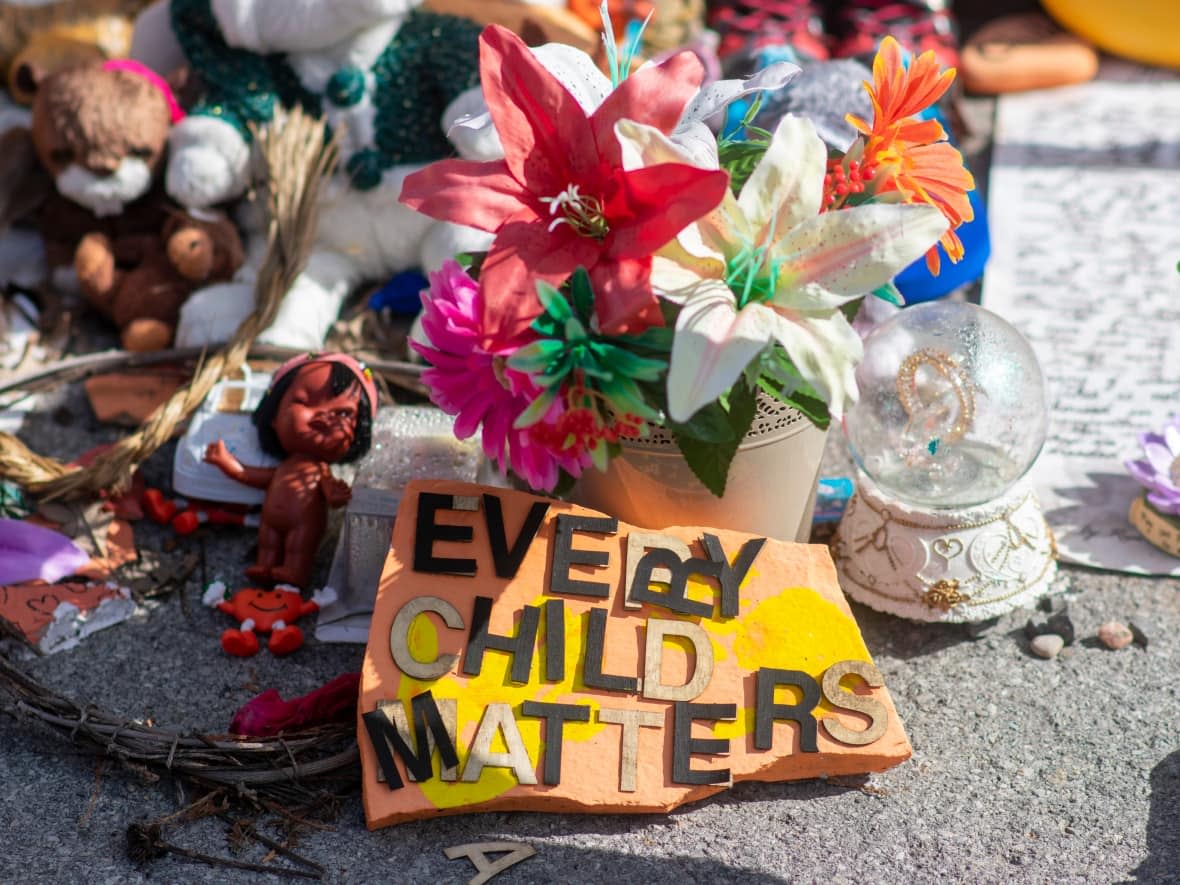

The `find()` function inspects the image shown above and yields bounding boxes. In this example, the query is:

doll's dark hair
[252,361,373,463]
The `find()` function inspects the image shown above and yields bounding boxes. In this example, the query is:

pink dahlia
[413,261,590,491]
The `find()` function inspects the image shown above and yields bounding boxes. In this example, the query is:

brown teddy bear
[74,207,244,350]
[28,58,242,350]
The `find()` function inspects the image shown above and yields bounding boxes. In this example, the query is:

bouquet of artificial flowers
[401,15,973,496]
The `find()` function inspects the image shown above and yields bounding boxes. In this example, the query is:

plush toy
[25,59,178,292]
[202,580,335,656]
[23,59,238,348]
[74,206,244,349]
[203,352,377,590]
[0,0,151,106]
[129,0,497,351]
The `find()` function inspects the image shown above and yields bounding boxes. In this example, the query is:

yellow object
[1041,0,1180,69]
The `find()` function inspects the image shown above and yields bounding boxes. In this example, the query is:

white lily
[616,113,950,423]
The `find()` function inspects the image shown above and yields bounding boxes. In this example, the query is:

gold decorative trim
[857,482,1036,532]
[896,347,975,445]
[922,579,971,611]
[833,533,1058,610]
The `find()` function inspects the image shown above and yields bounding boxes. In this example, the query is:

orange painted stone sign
[359,480,911,829]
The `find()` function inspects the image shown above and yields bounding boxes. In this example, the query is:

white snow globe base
[832,472,1058,623]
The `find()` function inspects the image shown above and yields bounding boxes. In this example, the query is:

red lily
[400,25,730,348]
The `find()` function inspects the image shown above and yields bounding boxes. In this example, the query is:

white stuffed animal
[130,0,493,349]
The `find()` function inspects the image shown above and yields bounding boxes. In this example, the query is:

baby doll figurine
[204,353,377,589]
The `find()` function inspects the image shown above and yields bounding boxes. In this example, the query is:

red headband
[102,59,186,124]
[268,352,379,419]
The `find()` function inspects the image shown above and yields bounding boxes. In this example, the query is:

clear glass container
[844,301,1048,509]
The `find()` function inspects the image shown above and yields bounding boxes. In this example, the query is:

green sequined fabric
[368,11,483,167]
[170,0,484,178]
[171,0,321,140]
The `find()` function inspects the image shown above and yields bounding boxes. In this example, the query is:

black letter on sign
[413,493,476,576]
[672,702,736,785]
[549,514,616,598]
[483,494,549,579]
[583,607,639,693]
[700,534,765,617]
[755,668,821,752]
[463,596,539,683]
[361,690,459,790]
[520,700,592,785]
[543,599,565,683]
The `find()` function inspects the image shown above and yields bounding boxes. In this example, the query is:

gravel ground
[2,383,1178,885]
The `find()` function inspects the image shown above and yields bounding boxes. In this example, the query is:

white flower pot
[570,398,829,542]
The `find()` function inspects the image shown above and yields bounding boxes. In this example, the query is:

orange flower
[846,36,974,273]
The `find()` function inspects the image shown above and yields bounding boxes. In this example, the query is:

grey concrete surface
[3,357,1178,885]
[4,7,1179,880]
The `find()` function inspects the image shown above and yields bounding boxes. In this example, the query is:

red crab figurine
[202,581,335,656]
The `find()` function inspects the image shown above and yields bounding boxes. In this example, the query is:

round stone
[1029,633,1064,659]
[1097,621,1134,650]
[346,149,384,191]
[326,65,366,107]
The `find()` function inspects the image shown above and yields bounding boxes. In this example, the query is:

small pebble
[1030,633,1064,659]
[1046,612,1075,645]
[1098,621,1134,650]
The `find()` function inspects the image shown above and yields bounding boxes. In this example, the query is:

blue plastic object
[813,476,855,524]
[894,184,990,304]
[368,269,429,315]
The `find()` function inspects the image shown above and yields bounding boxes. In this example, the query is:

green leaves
[517,269,832,497]
[747,344,831,430]
[669,379,758,496]
[510,269,668,428]
[716,95,773,196]
[871,281,904,306]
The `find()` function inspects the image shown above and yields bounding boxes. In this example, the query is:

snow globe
[833,300,1057,621]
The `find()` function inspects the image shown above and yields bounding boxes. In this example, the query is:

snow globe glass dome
[844,300,1048,509]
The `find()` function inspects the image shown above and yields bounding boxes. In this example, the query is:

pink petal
[400,159,531,232]
[1165,423,1180,456]
[479,25,599,191]
[591,50,704,167]
[590,257,661,334]
[1144,440,1175,475]
[230,673,360,737]
[606,165,729,259]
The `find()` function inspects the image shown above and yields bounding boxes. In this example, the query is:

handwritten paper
[981,78,1180,574]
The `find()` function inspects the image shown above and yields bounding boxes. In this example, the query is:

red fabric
[229,672,360,737]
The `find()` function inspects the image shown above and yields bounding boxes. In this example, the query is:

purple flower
[1125,415,1180,515]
